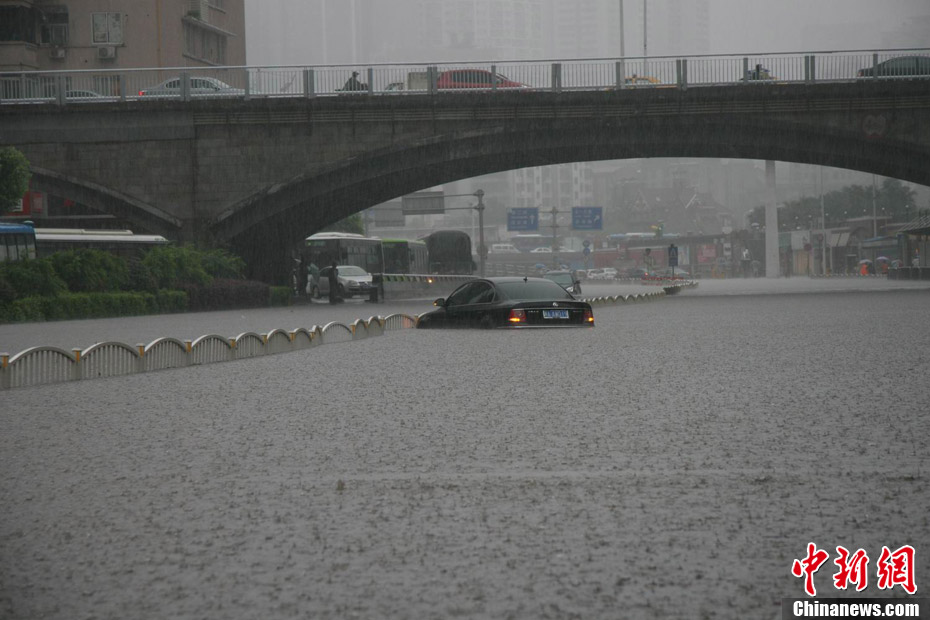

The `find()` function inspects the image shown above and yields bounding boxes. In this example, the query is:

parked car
[416,277,594,329]
[139,77,245,98]
[601,267,619,279]
[660,267,690,279]
[307,265,373,299]
[623,267,651,279]
[490,243,521,254]
[543,270,582,295]
[857,55,930,78]
[530,247,553,253]
[436,69,528,90]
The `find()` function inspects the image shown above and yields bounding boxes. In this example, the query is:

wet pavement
[1,277,929,619]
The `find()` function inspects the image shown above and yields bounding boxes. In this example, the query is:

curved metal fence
[0,314,416,391]
[0,295,679,390]
[1,48,926,105]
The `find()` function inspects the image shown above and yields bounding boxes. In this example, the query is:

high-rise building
[0,0,246,72]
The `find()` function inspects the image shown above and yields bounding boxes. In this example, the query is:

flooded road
[2,279,928,618]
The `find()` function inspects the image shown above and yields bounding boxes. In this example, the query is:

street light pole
[643,0,647,59]
[618,0,625,58]
[821,167,827,275]
[475,189,486,278]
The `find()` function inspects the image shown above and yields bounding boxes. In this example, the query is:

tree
[746,179,918,230]
[0,147,31,215]
[323,213,365,235]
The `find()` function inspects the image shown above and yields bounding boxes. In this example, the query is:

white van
[490,243,520,254]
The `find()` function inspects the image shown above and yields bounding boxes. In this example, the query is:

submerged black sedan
[415,277,594,329]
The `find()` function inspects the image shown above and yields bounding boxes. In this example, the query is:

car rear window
[497,280,574,301]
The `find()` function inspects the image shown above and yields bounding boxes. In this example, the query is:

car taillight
[138,91,144,96]
[508,309,525,324]
[583,309,594,324]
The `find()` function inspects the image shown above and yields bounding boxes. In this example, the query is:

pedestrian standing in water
[328,261,339,304]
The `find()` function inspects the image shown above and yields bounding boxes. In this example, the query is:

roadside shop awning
[828,232,850,248]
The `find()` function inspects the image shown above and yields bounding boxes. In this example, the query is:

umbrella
[876,256,890,262]
[859,259,873,264]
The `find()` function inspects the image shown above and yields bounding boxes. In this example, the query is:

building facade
[0,0,245,73]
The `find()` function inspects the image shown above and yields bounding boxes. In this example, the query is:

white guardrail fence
[1,49,927,105]
[0,286,686,391]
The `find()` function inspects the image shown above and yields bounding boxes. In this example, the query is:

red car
[436,69,528,90]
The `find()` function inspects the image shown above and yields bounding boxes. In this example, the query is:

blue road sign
[668,244,679,267]
[572,207,603,230]
[507,208,539,231]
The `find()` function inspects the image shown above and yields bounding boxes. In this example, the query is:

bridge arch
[216,108,928,249]
[28,167,182,236]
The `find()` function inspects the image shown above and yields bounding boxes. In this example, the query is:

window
[0,6,38,43]
[40,7,69,46]
[92,12,122,44]
[183,21,227,64]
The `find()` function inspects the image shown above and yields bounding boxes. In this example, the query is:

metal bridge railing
[1,48,927,105]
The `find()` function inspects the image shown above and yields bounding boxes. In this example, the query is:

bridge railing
[1,48,927,105]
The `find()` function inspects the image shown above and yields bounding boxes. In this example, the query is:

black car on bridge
[416,277,594,329]
[858,55,930,78]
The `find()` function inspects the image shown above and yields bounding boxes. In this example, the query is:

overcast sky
[245,0,929,65]
[708,0,928,54]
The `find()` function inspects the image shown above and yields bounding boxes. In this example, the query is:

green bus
[382,238,429,274]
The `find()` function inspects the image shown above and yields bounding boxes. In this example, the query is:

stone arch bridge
[1,80,928,280]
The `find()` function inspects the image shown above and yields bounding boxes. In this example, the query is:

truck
[384,71,429,92]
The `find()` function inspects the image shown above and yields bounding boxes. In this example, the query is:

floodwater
[1,278,929,619]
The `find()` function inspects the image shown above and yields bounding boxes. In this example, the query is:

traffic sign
[507,207,539,231]
[668,244,679,267]
[572,207,603,230]
[402,191,445,215]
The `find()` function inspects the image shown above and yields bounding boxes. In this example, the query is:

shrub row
[0,290,188,324]
[0,284,291,324]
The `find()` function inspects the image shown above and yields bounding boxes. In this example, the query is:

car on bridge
[624,75,661,86]
[416,277,594,329]
[858,55,930,78]
[436,69,529,90]
[138,77,245,98]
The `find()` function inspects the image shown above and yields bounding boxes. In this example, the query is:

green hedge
[184,278,270,311]
[269,286,294,307]
[0,290,189,323]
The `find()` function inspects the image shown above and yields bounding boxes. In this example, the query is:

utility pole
[475,190,486,277]
[643,0,647,58]
[765,160,779,278]
[820,167,827,276]
[872,174,878,238]
[550,206,560,270]
[619,0,625,57]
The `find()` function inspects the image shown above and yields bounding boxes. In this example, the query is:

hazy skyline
[245,0,929,66]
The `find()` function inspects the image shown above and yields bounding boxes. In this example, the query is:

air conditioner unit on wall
[97,46,116,59]
[49,48,66,59]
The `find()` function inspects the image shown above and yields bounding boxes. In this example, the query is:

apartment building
[0,0,245,72]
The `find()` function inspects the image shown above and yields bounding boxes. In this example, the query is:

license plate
[542,309,569,319]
